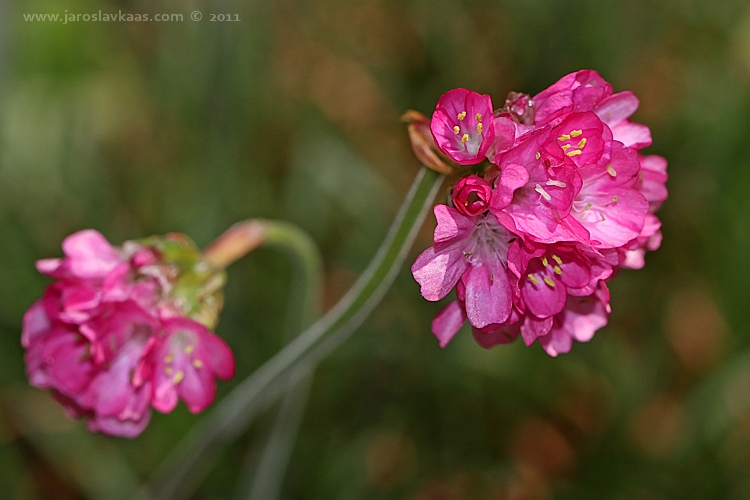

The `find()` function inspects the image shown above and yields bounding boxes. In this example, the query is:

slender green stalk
[133,167,443,500]
[238,223,323,500]
[239,374,313,500]
[260,222,325,330]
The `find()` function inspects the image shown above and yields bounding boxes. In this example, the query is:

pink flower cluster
[412,70,667,356]
[22,230,235,437]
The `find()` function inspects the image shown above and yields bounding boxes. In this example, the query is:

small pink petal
[412,246,467,302]
[594,91,639,126]
[62,230,123,279]
[432,300,466,348]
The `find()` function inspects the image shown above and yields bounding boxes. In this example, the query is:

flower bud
[452,175,492,216]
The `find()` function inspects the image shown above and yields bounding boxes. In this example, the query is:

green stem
[260,222,325,329]
[238,224,323,500]
[133,167,443,500]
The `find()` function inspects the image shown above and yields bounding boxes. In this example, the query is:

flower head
[411,70,667,355]
[22,230,234,437]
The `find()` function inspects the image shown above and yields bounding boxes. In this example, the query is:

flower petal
[431,300,466,348]
[463,262,512,328]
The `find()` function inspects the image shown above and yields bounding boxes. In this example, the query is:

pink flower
[532,70,613,125]
[22,230,235,437]
[507,240,611,319]
[637,155,669,211]
[565,141,649,249]
[411,71,666,356]
[594,92,652,150]
[531,69,652,150]
[430,88,495,165]
[412,205,516,331]
[525,284,611,357]
[620,213,663,270]
[148,317,235,414]
[490,126,585,244]
[430,281,523,349]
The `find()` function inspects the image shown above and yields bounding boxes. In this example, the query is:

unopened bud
[401,110,454,175]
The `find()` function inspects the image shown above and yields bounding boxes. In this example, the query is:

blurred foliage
[3,0,750,498]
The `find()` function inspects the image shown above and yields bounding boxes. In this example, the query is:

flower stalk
[133,166,444,500]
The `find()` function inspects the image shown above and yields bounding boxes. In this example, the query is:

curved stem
[238,223,323,500]
[260,222,325,330]
[133,167,443,500]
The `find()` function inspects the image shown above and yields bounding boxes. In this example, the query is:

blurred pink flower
[22,230,234,437]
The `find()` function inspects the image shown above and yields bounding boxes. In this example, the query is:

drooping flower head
[22,230,235,437]
[409,70,667,356]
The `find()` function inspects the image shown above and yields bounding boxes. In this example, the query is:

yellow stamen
[475,113,482,122]
[477,122,483,134]
[553,265,563,275]
[612,195,618,202]
[584,203,592,210]
[570,129,583,137]
[164,355,173,363]
[541,256,549,267]
[457,111,466,120]
[185,345,194,354]
[552,254,562,265]
[165,366,173,375]
[561,144,572,151]
[577,138,587,148]
[557,134,571,141]
[173,371,184,384]
[606,165,617,177]
[535,152,541,159]
[566,149,582,157]
[489,274,494,281]
[543,277,556,287]
[528,274,539,285]
[461,133,469,143]
[453,125,460,134]
[193,359,203,369]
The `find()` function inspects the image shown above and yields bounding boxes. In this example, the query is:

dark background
[2,0,750,498]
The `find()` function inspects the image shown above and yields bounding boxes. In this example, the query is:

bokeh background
[2,0,750,498]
